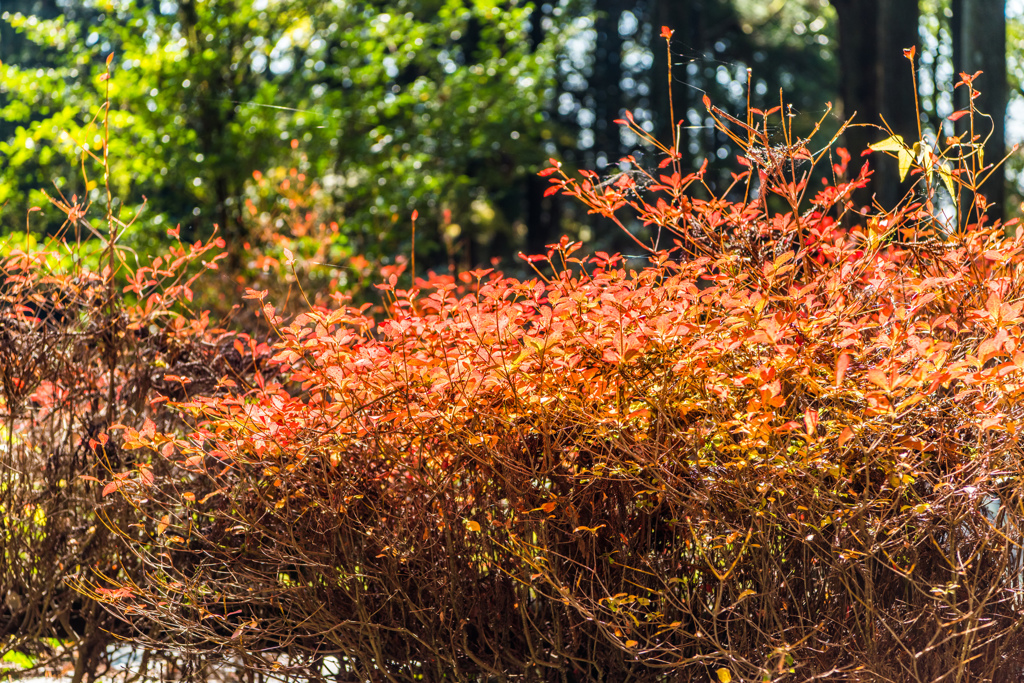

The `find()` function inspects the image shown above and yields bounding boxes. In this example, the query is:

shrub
[98,48,1024,682]
[0,68,265,683]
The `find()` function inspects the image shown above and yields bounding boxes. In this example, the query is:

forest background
[2,0,1023,294]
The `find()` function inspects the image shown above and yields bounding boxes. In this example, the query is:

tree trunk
[832,0,919,211]
[877,0,920,209]
[593,0,624,167]
[953,0,1006,226]
[650,0,696,169]
[523,2,561,254]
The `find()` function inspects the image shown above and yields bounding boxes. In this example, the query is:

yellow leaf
[936,161,957,210]
[716,668,732,683]
[918,141,934,184]
[869,135,905,152]
[466,520,481,532]
[897,147,914,182]
[737,588,756,600]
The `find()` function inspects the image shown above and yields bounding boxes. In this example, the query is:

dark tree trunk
[877,0,920,209]
[522,2,562,254]
[593,0,624,166]
[651,0,696,169]
[953,0,1006,226]
[832,0,919,211]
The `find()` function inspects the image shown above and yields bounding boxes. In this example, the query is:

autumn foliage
[47,48,1020,683]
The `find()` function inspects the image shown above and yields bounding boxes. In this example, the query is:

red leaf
[543,185,560,197]
[948,110,970,122]
[660,26,674,40]
[902,46,916,60]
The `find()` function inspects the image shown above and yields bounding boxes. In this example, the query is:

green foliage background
[0,0,573,265]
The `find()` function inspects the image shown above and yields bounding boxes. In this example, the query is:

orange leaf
[804,408,819,437]
[102,480,125,497]
[157,515,170,535]
[867,369,891,391]
[838,427,855,447]
[980,416,1001,430]
[834,353,850,387]
[183,454,204,468]
[540,501,557,513]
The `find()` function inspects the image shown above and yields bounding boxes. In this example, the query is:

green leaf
[1,650,36,669]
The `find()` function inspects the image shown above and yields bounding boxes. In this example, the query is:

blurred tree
[0,0,576,269]
[952,0,1006,224]
[832,0,920,209]
[290,0,575,265]
[644,0,840,194]
[0,0,62,189]
[0,0,313,248]
[0,0,58,69]
[1004,1,1023,221]
[591,0,625,162]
